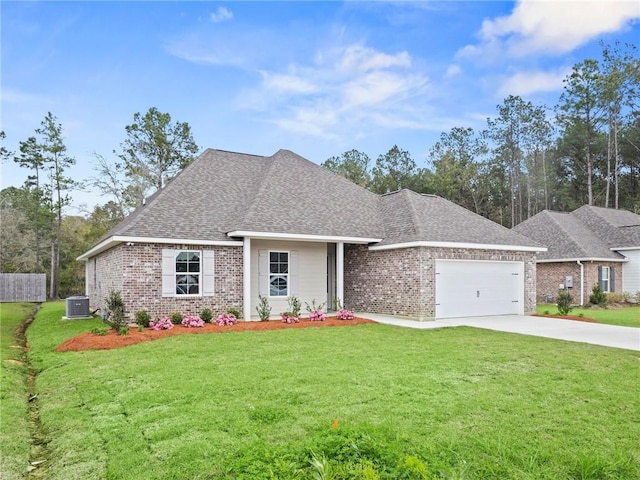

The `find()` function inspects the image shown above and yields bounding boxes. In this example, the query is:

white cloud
[336,44,411,73]
[444,64,462,79]
[259,71,317,95]
[245,43,430,139]
[210,6,233,23]
[459,0,640,59]
[498,67,572,97]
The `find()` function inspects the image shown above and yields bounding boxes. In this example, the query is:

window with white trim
[599,266,610,292]
[269,251,289,297]
[176,251,200,295]
[162,249,215,297]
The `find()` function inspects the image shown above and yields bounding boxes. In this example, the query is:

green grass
[537,304,640,327]
[18,301,640,479]
[0,302,39,480]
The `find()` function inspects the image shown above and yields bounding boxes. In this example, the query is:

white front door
[435,260,524,319]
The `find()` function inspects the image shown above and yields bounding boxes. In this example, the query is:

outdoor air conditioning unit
[66,296,90,318]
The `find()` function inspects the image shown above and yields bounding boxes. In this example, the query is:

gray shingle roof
[513,210,622,260]
[513,205,640,260]
[85,148,543,256]
[377,190,542,248]
[96,148,383,243]
[572,205,640,248]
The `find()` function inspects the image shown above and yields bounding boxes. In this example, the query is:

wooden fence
[0,273,46,302]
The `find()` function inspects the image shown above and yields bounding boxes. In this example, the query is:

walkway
[358,313,640,351]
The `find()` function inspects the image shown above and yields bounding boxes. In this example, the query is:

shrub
[117,326,129,336]
[216,313,237,326]
[589,285,607,307]
[606,292,624,304]
[306,300,326,321]
[200,308,213,323]
[281,312,299,324]
[150,317,174,330]
[181,314,205,328]
[170,312,183,324]
[227,307,242,319]
[288,296,302,317]
[337,309,355,320]
[90,326,108,336]
[309,310,326,322]
[256,295,272,321]
[557,290,573,316]
[134,310,151,328]
[104,290,128,332]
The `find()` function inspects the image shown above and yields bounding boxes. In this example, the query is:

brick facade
[537,261,623,304]
[86,243,243,320]
[344,244,537,320]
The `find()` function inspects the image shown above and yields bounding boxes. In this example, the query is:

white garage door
[435,260,524,319]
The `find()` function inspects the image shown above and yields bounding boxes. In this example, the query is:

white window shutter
[290,250,299,296]
[162,249,175,297]
[202,250,215,296]
[259,250,268,295]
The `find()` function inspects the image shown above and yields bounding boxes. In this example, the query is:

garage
[435,260,524,319]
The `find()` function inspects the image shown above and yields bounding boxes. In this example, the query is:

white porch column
[243,237,252,321]
[337,242,344,307]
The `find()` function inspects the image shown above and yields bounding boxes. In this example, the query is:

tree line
[1,42,638,298]
[1,108,198,298]
[323,42,639,227]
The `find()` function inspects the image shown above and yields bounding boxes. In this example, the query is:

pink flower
[337,309,354,320]
[150,317,174,330]
[216,313,237,326]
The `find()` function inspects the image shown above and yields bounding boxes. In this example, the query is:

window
[599,266,610,293]
[162,249,215,297]
[175,251,200,295]
[269,251,289,297]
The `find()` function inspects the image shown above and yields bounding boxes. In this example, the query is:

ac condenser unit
[66,296,90,318]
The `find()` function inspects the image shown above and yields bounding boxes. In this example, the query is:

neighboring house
[513,206,640,305]
[78,149,544,321]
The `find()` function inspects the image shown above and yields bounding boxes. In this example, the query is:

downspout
[576,260,584,306]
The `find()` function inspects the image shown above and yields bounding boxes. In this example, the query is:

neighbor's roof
[513,205,640,262]
[80,148,544,260]
[572,205,640,248]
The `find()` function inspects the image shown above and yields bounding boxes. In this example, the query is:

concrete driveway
[360,313,640,351]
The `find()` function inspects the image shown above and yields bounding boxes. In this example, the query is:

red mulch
[56,316,375,352]
[532,314,597,323]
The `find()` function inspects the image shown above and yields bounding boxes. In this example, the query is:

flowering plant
[216,313,237,326]
[150,317,174,330]
[281,312,299,324]
[309,309,326,321]
[305,300,326,321]
[337,309,354,320]
[181,314,205,328]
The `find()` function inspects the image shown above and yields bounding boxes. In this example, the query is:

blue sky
[2,1,639,214]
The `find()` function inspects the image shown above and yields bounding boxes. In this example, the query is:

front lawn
[20,302,640,479]
[536,304,640,328]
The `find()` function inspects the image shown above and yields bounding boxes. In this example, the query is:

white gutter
[576,260,584,306]
[77,235,243,261]
[537,257,628,263]
[368,240,546,253]
[610,246,640,252]
[227,231,381,244]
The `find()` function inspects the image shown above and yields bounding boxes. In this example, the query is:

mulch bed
[56,316,375,352]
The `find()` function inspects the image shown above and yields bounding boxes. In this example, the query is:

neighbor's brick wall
[88,243,243,320]
[344,245,537,320]
[537,261,623,304]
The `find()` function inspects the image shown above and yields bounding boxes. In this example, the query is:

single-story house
[513,206,640,304]
[78,149,544,321]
